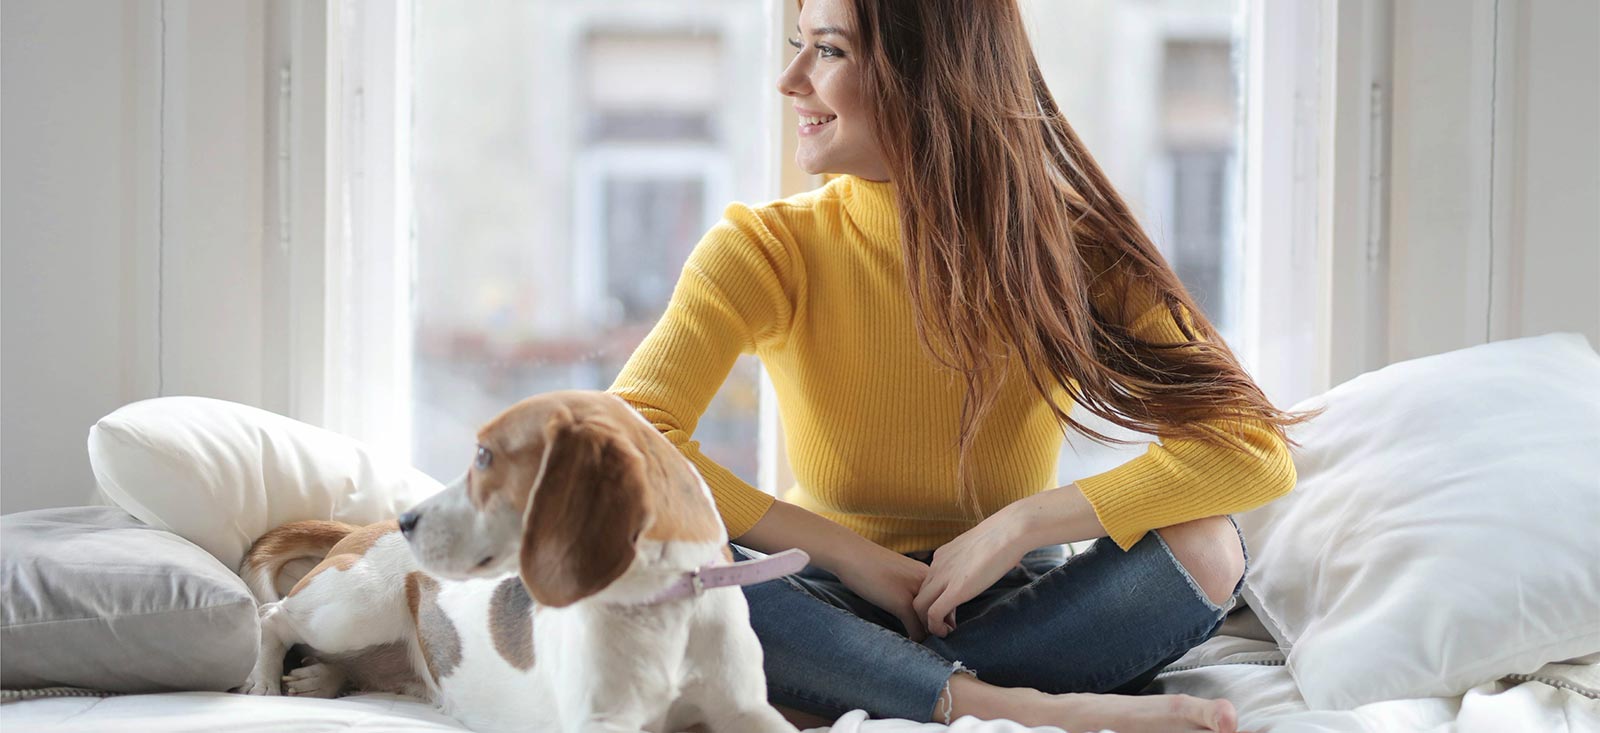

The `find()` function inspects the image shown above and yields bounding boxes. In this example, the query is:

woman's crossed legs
[734,515,1248,732]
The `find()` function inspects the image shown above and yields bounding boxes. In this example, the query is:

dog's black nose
[398,512,420,537]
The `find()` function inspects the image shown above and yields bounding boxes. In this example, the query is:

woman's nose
[776,57,808,98]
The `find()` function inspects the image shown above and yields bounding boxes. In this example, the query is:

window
[406,1,771,483]
[340,0,1321,500]
[1162,38,1241,341]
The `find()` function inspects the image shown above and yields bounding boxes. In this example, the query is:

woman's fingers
[891,567,931,641]
[895,602,929,642]
[918,577,960,637]
[927,591,958,637]
[912,570,944,621]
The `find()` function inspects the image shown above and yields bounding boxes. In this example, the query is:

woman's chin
[794,154,826,176]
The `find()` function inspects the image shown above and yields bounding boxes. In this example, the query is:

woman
[608,0,1314,730]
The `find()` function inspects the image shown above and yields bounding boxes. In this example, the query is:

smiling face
[778,0,889,181]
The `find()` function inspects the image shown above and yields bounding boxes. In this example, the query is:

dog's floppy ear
[519,414,650,608]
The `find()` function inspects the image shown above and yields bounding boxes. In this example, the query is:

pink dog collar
[638,548,810,605]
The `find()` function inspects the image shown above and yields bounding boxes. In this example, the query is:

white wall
[2,0,276,513]
[4,1,158,512]
[1504,0,1600,345]
[1505,0,1600,346]
[1385,0,1600,371]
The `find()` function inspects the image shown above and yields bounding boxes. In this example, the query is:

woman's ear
[518,415,650,608]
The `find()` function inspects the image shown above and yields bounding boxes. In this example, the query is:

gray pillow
[1,506,259,693]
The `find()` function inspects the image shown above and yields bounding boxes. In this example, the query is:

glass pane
[604,176,705,323]
[409,1,769,484]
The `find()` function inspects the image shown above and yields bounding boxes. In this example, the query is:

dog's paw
[282,662,347,698]
[234,669,282,696]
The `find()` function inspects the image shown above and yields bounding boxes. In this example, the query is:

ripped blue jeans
[731,516,1246,723]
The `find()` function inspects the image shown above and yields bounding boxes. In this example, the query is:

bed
[6,615,1596,732]
[4,334,1598,733]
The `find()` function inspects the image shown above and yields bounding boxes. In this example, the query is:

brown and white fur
[234,390,799,733]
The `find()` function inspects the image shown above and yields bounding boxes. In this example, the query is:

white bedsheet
[5,635,1595,733]
[1150,635,1600,733]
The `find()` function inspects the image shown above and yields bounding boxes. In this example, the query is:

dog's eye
[475,445,493,470]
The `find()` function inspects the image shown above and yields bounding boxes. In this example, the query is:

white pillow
[87,396,444,572]
[1236,332,1600,710]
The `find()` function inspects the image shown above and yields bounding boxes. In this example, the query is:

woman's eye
[786,37,841,59]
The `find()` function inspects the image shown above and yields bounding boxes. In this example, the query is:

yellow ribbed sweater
[607,175,1296,552]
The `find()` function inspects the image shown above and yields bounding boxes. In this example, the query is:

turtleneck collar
[839,175,900,247]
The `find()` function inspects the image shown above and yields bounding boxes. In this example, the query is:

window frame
[1240,0,1332,409]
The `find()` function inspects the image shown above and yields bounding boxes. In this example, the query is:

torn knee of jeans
[935,661,978,725]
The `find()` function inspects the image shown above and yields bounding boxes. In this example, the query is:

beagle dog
[234,390,801,733]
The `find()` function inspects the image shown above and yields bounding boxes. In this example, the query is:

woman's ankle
[939,670,1020,722]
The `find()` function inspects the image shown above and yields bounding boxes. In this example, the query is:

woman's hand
[833,545,933,642]
[913,505,1033,638]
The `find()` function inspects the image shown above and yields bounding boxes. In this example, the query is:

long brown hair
[842,0,1320,518]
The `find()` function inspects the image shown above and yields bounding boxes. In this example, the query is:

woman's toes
[1178,695,1237,733]
[1214,699,1238,732]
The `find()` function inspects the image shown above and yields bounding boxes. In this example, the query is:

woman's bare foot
[944,673,1240,733]
[1036,693,1237,733]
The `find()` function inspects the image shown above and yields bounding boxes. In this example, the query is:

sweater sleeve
[606,203,798,539]
[1072,276,1297,551]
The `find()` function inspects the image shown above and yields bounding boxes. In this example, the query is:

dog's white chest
[426,574,708,733]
